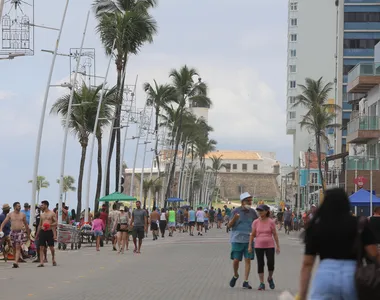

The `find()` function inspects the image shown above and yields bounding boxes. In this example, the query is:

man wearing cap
[0,204,12,258]
[21,203,31,225]
[228,192,258,289]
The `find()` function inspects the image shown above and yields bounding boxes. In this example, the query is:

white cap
[240,192,252,201]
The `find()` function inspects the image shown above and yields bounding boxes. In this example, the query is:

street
[0,228,303,300]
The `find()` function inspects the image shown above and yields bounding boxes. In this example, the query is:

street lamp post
[29,0,70,228]
[354,158,358,193]
[370,158,374,216]
[83,39,115,222]
[57,11,90,225]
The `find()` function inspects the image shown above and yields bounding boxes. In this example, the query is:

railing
[348,63,380,84]
[347,116,380,135]
[346,156,380,171]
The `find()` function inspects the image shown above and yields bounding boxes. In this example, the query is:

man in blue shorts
[228,192,258,289]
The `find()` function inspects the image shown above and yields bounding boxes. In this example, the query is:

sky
[0,0,291,209]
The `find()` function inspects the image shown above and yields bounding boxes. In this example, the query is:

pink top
[92,219,105,231]
[252,218,275,248]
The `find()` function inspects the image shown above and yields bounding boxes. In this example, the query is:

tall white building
[286,0,338,165]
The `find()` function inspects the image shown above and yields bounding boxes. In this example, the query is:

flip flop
[12,263,19,268]
[52,262,57,266]
[37,264,44,267]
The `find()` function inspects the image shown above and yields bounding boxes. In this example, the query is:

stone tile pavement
[0,228,304,300]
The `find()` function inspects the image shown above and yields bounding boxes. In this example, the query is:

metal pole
[58,11,90,225]
[29,0,70,228]
[354,159,358,193]
[119,76,138,190]
[83,38,115,222]
[370,158,373,216]
[130,101,148,196]
[147,154,155,208]
[297,157,301,211]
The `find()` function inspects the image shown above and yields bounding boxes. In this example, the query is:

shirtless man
[0,202,30,268]
[150,207,160,240]
[36,200,57,267]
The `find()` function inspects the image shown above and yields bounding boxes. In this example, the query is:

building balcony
[286,119,296,135]
[346,156,380,171]
[343,48,374,57]
[347,63,380,93]
[347,116,380,143]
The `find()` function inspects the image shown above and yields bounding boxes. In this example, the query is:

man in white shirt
[196,207,205,236]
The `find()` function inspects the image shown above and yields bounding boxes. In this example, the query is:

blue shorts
[168,222,176,227]
[230,242,255,261]
[94,230,103,237]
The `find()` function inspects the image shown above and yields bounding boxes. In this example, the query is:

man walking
[150,207,160,240]
[130,201,147,254]
[283,207,292,234]
[168,207,176,237]
[188,206,196,236]
[228,192,258,289]
[0,202,30,268]
[37,200,57,267]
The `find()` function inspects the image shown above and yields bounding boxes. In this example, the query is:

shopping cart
[79,224,94,247]
[57,224,80,250]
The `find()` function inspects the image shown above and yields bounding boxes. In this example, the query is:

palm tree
[207,155,226,206]
[150,178,163,208]
[144,80,176,174]
[134,174,153,209]
[28,176,50,203]
[93,0,158,194]
[50,83,115,219]
[56,176,76,203]
[165,65,212,200]
[293,77,341,191]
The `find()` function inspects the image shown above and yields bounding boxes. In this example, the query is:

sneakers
[258,283,265,290]
[268,277,275,289]
[242,281,252,289]
[229,275,239,288]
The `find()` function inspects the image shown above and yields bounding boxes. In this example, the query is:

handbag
[354,217,380,299]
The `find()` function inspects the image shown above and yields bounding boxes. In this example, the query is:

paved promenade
[0,228,303,300]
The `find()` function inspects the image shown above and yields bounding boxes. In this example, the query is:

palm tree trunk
[77,142,88,221]
[115,57,128,192]
[95,134,102,212]
[37,190,40,204]
[316,134,325,192]
[154,109,160,174]
[199,158,205,203]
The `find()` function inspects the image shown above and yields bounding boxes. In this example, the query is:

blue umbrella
[167,197,184,202]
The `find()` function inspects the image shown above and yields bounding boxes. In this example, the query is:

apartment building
[339,1,380,158]
[346,42,380,195]
[286,0,337,165]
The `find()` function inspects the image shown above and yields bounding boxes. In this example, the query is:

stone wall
[218,172,280,200]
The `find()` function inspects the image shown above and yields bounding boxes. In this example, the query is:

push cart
[57,224,80,250]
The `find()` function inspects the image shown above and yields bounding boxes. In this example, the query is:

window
[344,12,380,23]
[289,96,296,104]
[310,173,318,184]
[290,34,297,42]
[344,39,380,49]
[290,2,298,11]
[343,65,355,75]
[289,65,297,73]
[290,49,297,57]
[290,18,298,26]
[242,164,247,172]
[253,164,258,170]
[225,163,231,172]
[288,111,296,119]
[233,164,237,170]
[289,80,296,88]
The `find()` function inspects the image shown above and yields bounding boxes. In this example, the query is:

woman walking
[91,212,105,251]
[113,206,130,254]
[217,208,223,229]
[249,204,280,290]
[297,188,379,300]
[159,208,167,238]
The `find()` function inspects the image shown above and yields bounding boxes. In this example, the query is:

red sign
[354,176,367,188]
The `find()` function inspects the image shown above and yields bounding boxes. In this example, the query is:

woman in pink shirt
[249,204,280,291]
[92,212,105,251]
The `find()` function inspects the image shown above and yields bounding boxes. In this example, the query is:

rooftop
[205,150,262,160]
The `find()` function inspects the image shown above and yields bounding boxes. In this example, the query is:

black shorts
[132,227,145,239]
[197,222,204,226]
[39,230,54,247]
[150,221,158,231]
[189,221,195,227]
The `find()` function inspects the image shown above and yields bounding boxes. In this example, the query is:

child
[92,212,105,251]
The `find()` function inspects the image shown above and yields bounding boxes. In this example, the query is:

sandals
[37,264,44,267]
[12,263,19,268]
[52,261,57,266]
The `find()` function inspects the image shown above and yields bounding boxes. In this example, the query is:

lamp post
[354,158,358,193]
[29,0,70,228]
[57,11,90,225]
[83,39,115,222]
[370,157,374,216]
